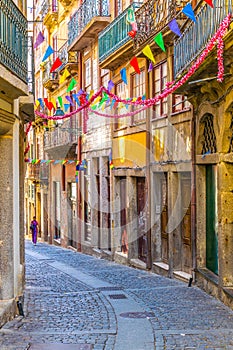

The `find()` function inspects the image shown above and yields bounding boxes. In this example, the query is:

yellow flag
[51,97,56,109]
[142,45,155,63]
[59,68,70,84]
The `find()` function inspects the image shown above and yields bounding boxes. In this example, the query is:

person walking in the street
[30,216,39,245]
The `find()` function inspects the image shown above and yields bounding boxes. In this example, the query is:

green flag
[58,96,63,107]
[67,78,77,92]
[154,32,166,52]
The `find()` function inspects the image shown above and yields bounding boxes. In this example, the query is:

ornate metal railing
[0,0,28,83]
[44,118,79,149]
[42,60,58,84]
[99,2,141,62]
[174,0,232,78]
[68,0,110,47]
[134,0,188,49]
[58,40,78,66]
[41,0,58,20]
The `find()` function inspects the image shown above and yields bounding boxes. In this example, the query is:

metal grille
[201,114,217,154]
[98,286,123,291]
[228,114,233,153]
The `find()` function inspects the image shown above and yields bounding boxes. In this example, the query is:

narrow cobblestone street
[0,240,233,350]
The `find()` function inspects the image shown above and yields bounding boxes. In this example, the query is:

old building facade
[0,0,34,323]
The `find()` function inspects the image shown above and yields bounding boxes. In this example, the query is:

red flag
[50,57,63,73]
[128,30,137,38]
[204,0,214,7]
[130,57,140,74]
[44,98,55,111]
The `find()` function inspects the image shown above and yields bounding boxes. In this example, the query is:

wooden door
[161,175,168,263]
[181,176,192,273]
[137,178,146,262]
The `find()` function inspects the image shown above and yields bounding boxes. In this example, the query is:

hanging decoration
[168,19,181,37]
[60,68,70,84]
[126,7,135,23]
[50,57,63,72]
[154,32,166,52]
[142,45,155,63]
[42,45,54,62]
[67,78,77,92]
[34,31,45,49]
[120,68,128,84]
[130,56,140,74]
[148,62,154,72]
[204,0,214,7]
[182,3,196,22]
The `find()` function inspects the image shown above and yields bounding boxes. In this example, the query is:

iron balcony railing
[134,0,189,49]
[44,119,79,149]
[98,2,141,62]
[42,60,58,85]
[0,0,28,83]
[68,0,110,47]
[41,0,58,20]
[58,40,78,66]
[174,0,233,78]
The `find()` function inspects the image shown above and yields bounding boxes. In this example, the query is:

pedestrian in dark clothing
[30,216,39,245]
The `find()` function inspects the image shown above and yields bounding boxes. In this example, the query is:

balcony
[41,0,58,28]
[0,0,28,85]
[58,41,78,75]
[44,118,80,158]
[174,0,233,78]
[27,164,40,181]
[42,60,59,92]
[98,2,142,69]
[68,0,110,51]
[133,0,189,51]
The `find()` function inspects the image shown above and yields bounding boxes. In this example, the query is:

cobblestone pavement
[0,240,233,350]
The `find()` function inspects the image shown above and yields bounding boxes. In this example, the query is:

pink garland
[35,14,231,120]
[88,104,149,118]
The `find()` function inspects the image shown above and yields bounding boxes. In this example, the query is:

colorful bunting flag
[120,68,128,84]
[107,80,114,91]
[168,19,181,37]
[182,3,196,22]
[130,57,140,74]
[50,57,63,72]
[34,31,45,49]
[142,45,155,63]
[65,95,75,106]
[64,103,70,112]
[59,68,70,84]
[44,98,55,111]
[126,8,135,23]
[67,78,77,92]
[42,45,54,62]
[37,98,44,108]
[128,30,137,38]
[131,22,138,32]
[58,96,63,108]
[148,61,153,72]
[154,32,166,52]
[204,0,214,7]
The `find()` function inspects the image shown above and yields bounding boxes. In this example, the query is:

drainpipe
[77,51,82,252]
[191,105,197,282]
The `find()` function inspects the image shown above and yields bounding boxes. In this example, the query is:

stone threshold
[0,299,17,328]
[130,258,147,270]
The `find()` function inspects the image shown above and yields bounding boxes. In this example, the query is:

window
[70,182,76,199]
[84,58,91,93]
[101,69,110,89]
[115,81,128,130]
[153,61,167,118]
[172,94,190,113]
[131,70,146,124]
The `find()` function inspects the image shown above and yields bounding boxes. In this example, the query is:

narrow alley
[0,240,233,350]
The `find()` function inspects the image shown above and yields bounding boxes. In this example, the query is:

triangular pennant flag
[120,68,128,84]
[130,57,140,74]
[34,31,45,49]
[42,45,54,62]
[148,62,153,72]
[142,45,155,63]
[65,95,75,106]
[108,80,114,91]
[64,103,70,112]
[204,0,214,7]
[131,22,137,32]
[154,32,166,52]
[126,8,135,23]
[67,78,77,92]
[128,30,137,38]
[37,98,44,108]
[182,3,196,22]
[57,96,63,108]
[44,98,55,111]
[59,68,70,84]
[51,98,56,109]
[72,94,80,106]
[50,57,63,72]
[168,19,181,37]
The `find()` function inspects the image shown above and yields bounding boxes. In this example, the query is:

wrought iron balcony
[27,164,40,181]
[98,2,142,68]
[41,0,58,27]
[44,118,80,157]
[0,0,28,83]
[174,0,233,78]
[42,60,59,91]
[68,0,110,51]
[58,41,78,74]
[134,0,189,50]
